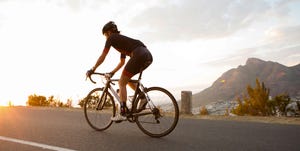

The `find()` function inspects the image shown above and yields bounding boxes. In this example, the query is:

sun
[0,101,8,107]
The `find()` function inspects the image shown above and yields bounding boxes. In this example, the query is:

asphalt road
[0,107,299,151]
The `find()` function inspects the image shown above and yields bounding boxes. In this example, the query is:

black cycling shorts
[122,46,153,78]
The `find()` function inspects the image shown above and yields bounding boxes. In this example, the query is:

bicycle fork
[96,92,107,110]
[96,86,112,110]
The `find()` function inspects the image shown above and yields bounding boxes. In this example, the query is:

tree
[78,94,113,108]
[78,98,85,108]
[272,94,291,116]
[231,78,271,116]
[232,97,250,116]
[66,98,73,108]
[48,95,55,107]
[27,94,48,106]
[231,78,294,117]
[246,79,270,116]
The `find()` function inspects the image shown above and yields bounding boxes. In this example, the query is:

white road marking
[0,136,77,151]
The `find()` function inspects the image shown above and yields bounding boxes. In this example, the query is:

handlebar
[86,72,111,84]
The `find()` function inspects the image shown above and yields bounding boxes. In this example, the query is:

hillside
[192,58,300,107]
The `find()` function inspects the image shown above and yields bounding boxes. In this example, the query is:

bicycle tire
[135,87,179,138]
[84,88,115,131]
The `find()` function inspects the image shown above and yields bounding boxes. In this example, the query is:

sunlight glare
[0,101,9,107]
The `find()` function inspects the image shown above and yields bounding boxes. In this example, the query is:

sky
[0,0,299,106]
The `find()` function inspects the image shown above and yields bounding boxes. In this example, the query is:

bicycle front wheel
[84,88,115,131]
[136,87,179,138]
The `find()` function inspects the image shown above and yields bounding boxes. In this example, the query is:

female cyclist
[86,21,153,122]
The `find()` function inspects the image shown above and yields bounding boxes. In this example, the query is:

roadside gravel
[181,114,300,125]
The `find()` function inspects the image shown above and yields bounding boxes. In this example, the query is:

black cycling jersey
[103,33,146,58]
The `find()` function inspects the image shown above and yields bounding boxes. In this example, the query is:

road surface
[0,107,299,151]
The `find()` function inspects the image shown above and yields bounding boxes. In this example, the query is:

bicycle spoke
[136,87,179,138]
[84,88,115,131]
[139,121,160,124]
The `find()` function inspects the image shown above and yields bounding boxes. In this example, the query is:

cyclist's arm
[92,50,108,71]
[110,58,125,74]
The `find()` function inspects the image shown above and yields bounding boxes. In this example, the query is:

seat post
[138,71,143,80]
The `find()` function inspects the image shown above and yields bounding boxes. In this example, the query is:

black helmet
[102,21,119,34]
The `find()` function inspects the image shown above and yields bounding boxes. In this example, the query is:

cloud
[130,0,268,41]
[198,45,299,72]
[264,25,300,47]
[258,25,300,65]
[129,0,299,42]
[2,0,296,42]
[196,24,300,68]
[57,0,109,12]
[203,24,300,68]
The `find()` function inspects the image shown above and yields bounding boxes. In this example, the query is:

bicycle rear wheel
[136,87,179,138]
[84,88,115,131]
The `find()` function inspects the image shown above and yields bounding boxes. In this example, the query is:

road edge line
[0,136,76,151]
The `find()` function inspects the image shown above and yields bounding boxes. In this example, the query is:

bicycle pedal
[112,118,127,123]
[114,120,124,123]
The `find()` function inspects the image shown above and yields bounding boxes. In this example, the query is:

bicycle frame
[94,72,155,117]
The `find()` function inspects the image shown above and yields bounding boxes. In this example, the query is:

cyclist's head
[102,21,120,35]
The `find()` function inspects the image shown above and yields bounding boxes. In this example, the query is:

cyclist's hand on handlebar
[105,72,114,78]
[86,69,94,78]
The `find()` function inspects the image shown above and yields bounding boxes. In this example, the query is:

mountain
[192,58,300,107]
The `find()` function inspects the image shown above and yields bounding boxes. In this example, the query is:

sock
[120,102,126,108]
[120,102,126,115]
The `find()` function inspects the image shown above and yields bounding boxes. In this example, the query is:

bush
[270,94,291,116]
[27,94,48,106]
[231,78,270,116]
[200,106,209,115]
[27,94,70,107]
[231,78,292,116]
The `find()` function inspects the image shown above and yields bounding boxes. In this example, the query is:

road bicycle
[84,71,179,138]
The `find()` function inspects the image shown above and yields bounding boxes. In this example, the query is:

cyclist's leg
[128,82,137,91]
[126,46,152,92]
[111,72,131,122]
[125,47,153,110]
[119,71,132,104]
[120,46,153,100]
